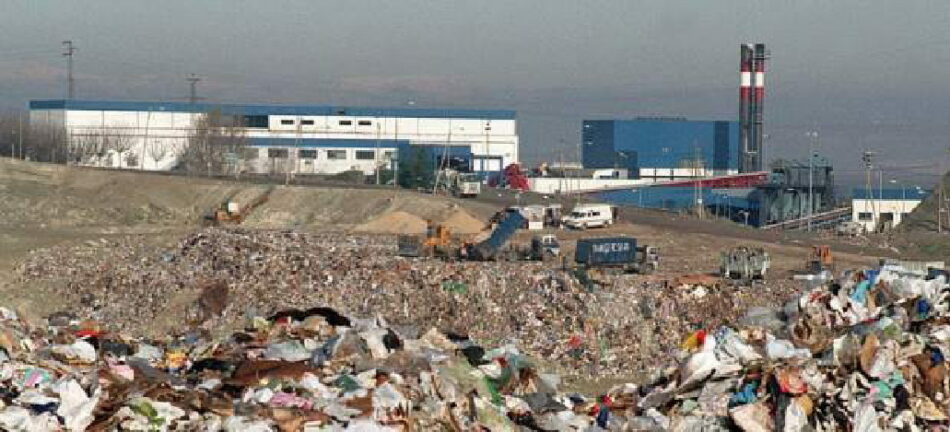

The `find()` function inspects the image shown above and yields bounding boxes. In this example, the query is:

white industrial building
[29,100,519,175]
[851,187,929,232]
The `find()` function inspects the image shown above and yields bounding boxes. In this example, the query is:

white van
[562,204,616,229]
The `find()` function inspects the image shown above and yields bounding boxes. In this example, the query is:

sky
[3,0,950,187]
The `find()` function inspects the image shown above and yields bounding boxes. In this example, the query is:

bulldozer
[806,245,834,273]
[397,221,455,258]
[203,188,272,227]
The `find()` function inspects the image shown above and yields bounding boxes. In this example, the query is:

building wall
[29,100,518,175]
[850,187,930,231]
[582,119,739,179]
[851,198,922,232]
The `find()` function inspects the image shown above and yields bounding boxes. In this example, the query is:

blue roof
[29,99,516,120]
[248,138,408,149]
[852,187,930,201]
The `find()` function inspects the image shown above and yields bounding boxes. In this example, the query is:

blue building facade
[582,119,740,179]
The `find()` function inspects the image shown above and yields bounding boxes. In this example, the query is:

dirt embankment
[0,159,496,232]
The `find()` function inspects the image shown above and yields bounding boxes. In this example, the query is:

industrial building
[581,118,740,181]
[29,100,518,175]
[851,187,929,232]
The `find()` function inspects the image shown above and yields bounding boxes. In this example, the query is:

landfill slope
[901,170,950,233]
[352,211,428,234]
[0,159,498,230]
[895,170,950,261]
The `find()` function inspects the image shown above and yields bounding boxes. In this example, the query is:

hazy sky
[3,0,950,186]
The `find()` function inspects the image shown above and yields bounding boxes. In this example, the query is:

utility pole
[18,113,23,160]
[862,151,876,232]
[939,147,948,233]
[375,120,381,185]
[693,145,704,219]
[393,118,399,189]
[806,131,818,232]
[187,74,201,104]
[62,41,76,100]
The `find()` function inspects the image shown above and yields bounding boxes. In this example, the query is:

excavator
[805,245,834,273]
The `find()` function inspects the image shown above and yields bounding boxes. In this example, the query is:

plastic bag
[55,379,100,431]
[715,327,762,365]
[782,397,807,432]
[678,336,720,390]
[765,335,811,360]
[853,402,882,432]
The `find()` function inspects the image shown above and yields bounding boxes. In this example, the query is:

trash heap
[617,262,950,430]
[0,302,649,431]
[15,228,802,382]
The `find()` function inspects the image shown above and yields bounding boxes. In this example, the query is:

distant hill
[901,170,950,233]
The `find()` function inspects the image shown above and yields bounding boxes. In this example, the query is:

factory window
[857,212,873,221]
[298,149,318,159]
[242,115,268,128]
[358,120,372,126]
[355,150,375,160]
[338,120,352,126]
[327,150,347,160]
[300,119,315,126]
[242,148,259,160]
[280,119,294,126]
[382,151,394,160]
[267,148,289,159]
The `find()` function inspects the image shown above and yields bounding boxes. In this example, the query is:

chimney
[752,43,767,172]
[739,44,754,173]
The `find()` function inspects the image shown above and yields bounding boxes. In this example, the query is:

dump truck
[574,237,658,274]
[805,245,834,273]
[465,210,526,261]
[720,246,770,280]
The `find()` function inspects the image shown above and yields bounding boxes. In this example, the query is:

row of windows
[856,212,910,221]
[278,119,374,127]
[252,148,392,161]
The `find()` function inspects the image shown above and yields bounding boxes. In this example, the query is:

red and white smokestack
[753,46,765,105]
[752,43,767,172]
[739,44,754,173]
[740,50,752,103]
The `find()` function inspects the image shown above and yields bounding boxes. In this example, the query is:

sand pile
[353,210,427,234]
[440,210,486,234]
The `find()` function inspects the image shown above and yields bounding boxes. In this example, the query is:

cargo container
[574,237,658,273]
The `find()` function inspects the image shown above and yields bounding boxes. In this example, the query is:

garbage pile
[15,229,803,383]
[615,262,950,430]
[0,302,646,431]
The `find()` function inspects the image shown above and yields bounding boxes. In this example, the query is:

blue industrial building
[582,118,740,181]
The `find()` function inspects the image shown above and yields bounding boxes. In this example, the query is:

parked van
[562,204,617,229]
